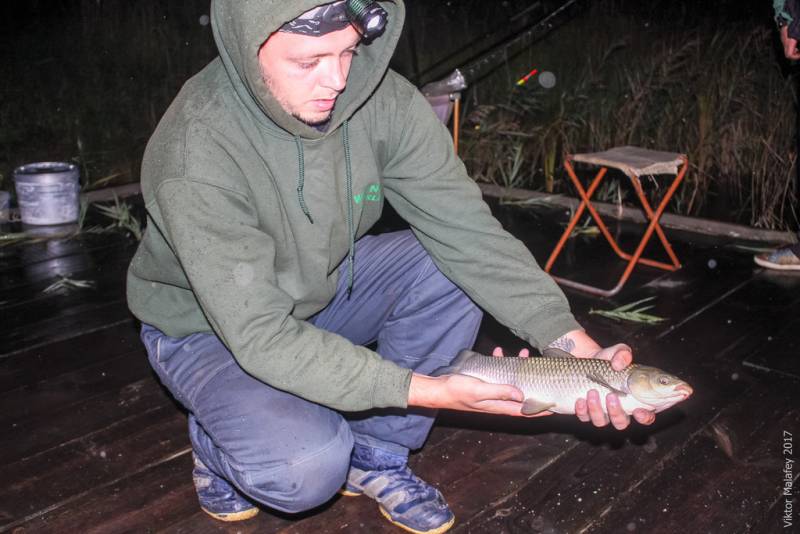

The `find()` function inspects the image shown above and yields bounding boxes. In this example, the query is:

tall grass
[1,1,793,230]
[460,13,798,230]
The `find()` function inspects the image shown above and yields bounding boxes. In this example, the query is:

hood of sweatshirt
[211,0,405,140]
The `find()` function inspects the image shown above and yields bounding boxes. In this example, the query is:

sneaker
[341,444,454,534]
[193,453,259,522]
[754,246,800,271]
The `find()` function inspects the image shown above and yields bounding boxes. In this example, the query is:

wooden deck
[1,197,797,533]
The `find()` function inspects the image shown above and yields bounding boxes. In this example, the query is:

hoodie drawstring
[294,136,314,224]
[293,122,356,297]
[342,120,355,298]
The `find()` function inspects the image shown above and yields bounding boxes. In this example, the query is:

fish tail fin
[430,349,479,377]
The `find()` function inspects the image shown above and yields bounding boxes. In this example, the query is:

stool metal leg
[544,160,607,273]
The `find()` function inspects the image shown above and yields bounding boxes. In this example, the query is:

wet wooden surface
[1,198,797,534]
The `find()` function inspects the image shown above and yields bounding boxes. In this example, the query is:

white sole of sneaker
[754,256,800,271]
[378,505,455,534]
[201,506,259,522]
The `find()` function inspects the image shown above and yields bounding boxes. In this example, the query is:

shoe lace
[376,466,435,503]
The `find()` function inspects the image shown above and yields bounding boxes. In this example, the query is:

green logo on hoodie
[353,183,382,204]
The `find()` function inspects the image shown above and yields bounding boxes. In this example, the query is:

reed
[460,12,798,230]
[589,297,666,325]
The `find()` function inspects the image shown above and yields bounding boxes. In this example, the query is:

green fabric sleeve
[152,179,412,411]
[381,89,582,349]
[775,0,792,22]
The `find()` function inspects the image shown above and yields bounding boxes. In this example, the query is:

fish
[435,348,693,416]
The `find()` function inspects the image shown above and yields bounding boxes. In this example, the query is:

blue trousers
[139,230,482,513]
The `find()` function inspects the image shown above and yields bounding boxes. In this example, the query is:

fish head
[626,365,693,412]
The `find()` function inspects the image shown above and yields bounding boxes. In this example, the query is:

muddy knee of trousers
[239,422,354,513]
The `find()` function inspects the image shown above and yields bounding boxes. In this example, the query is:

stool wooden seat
[544,146,688,297]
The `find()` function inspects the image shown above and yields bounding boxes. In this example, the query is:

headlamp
[345,0,388,42]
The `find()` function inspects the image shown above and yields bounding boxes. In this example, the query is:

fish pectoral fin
[542,347,575,358]
[586,373,628,397]
[431,350,477,377]
[521,398,556,415]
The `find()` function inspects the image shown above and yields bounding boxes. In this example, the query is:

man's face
[258,26,361,126]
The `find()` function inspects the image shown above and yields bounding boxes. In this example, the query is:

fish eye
[658,376,670,385]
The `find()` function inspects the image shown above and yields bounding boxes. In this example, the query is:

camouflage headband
[280,1,351,36]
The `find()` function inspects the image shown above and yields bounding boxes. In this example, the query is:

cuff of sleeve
[514,308,583,350]
[370,360,413,409]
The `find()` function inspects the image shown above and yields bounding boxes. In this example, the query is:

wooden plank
[5,448,194,534]
[161,510,294,534]
[0,374,174,466]
[1,299,134,357]
[0,319,140,391]
[0,233,135,281]
[1,253,132,331]
[0,231,138,356]
[743,315,800,379]
[0,249,134,307]
[480,183,797,245]
[0,406,188,530]
[0,348,152,428]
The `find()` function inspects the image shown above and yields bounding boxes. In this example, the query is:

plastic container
[13,162,80,225]
[0,190,10,222]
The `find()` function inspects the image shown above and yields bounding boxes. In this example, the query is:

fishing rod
[421,0,581,97]
[412,1,546,85]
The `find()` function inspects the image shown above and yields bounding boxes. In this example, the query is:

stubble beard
[263,72,333,127]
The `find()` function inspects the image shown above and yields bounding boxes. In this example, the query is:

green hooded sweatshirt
[126,0,581,412]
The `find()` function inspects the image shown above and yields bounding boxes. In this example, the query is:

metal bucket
[13,162,80,225]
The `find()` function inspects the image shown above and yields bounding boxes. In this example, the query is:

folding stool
[544,146,688,297]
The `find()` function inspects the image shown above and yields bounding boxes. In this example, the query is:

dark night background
[0,0,794,230]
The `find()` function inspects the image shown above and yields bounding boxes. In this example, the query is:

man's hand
[408,373,541,417]
[781,25,800,60]
[490,346,552,418]
[409,346,549,417]
[550,331,657,430]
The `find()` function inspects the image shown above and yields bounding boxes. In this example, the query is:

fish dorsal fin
[542,347,575,359]
[586,373,628,397]
[521,398,556,415]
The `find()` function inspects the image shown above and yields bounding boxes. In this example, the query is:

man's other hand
[573,343,656,430]
[781,25,800,60]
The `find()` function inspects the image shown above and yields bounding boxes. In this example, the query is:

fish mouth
[639,384,693,411]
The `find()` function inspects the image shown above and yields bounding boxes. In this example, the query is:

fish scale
[459,356,630,399]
